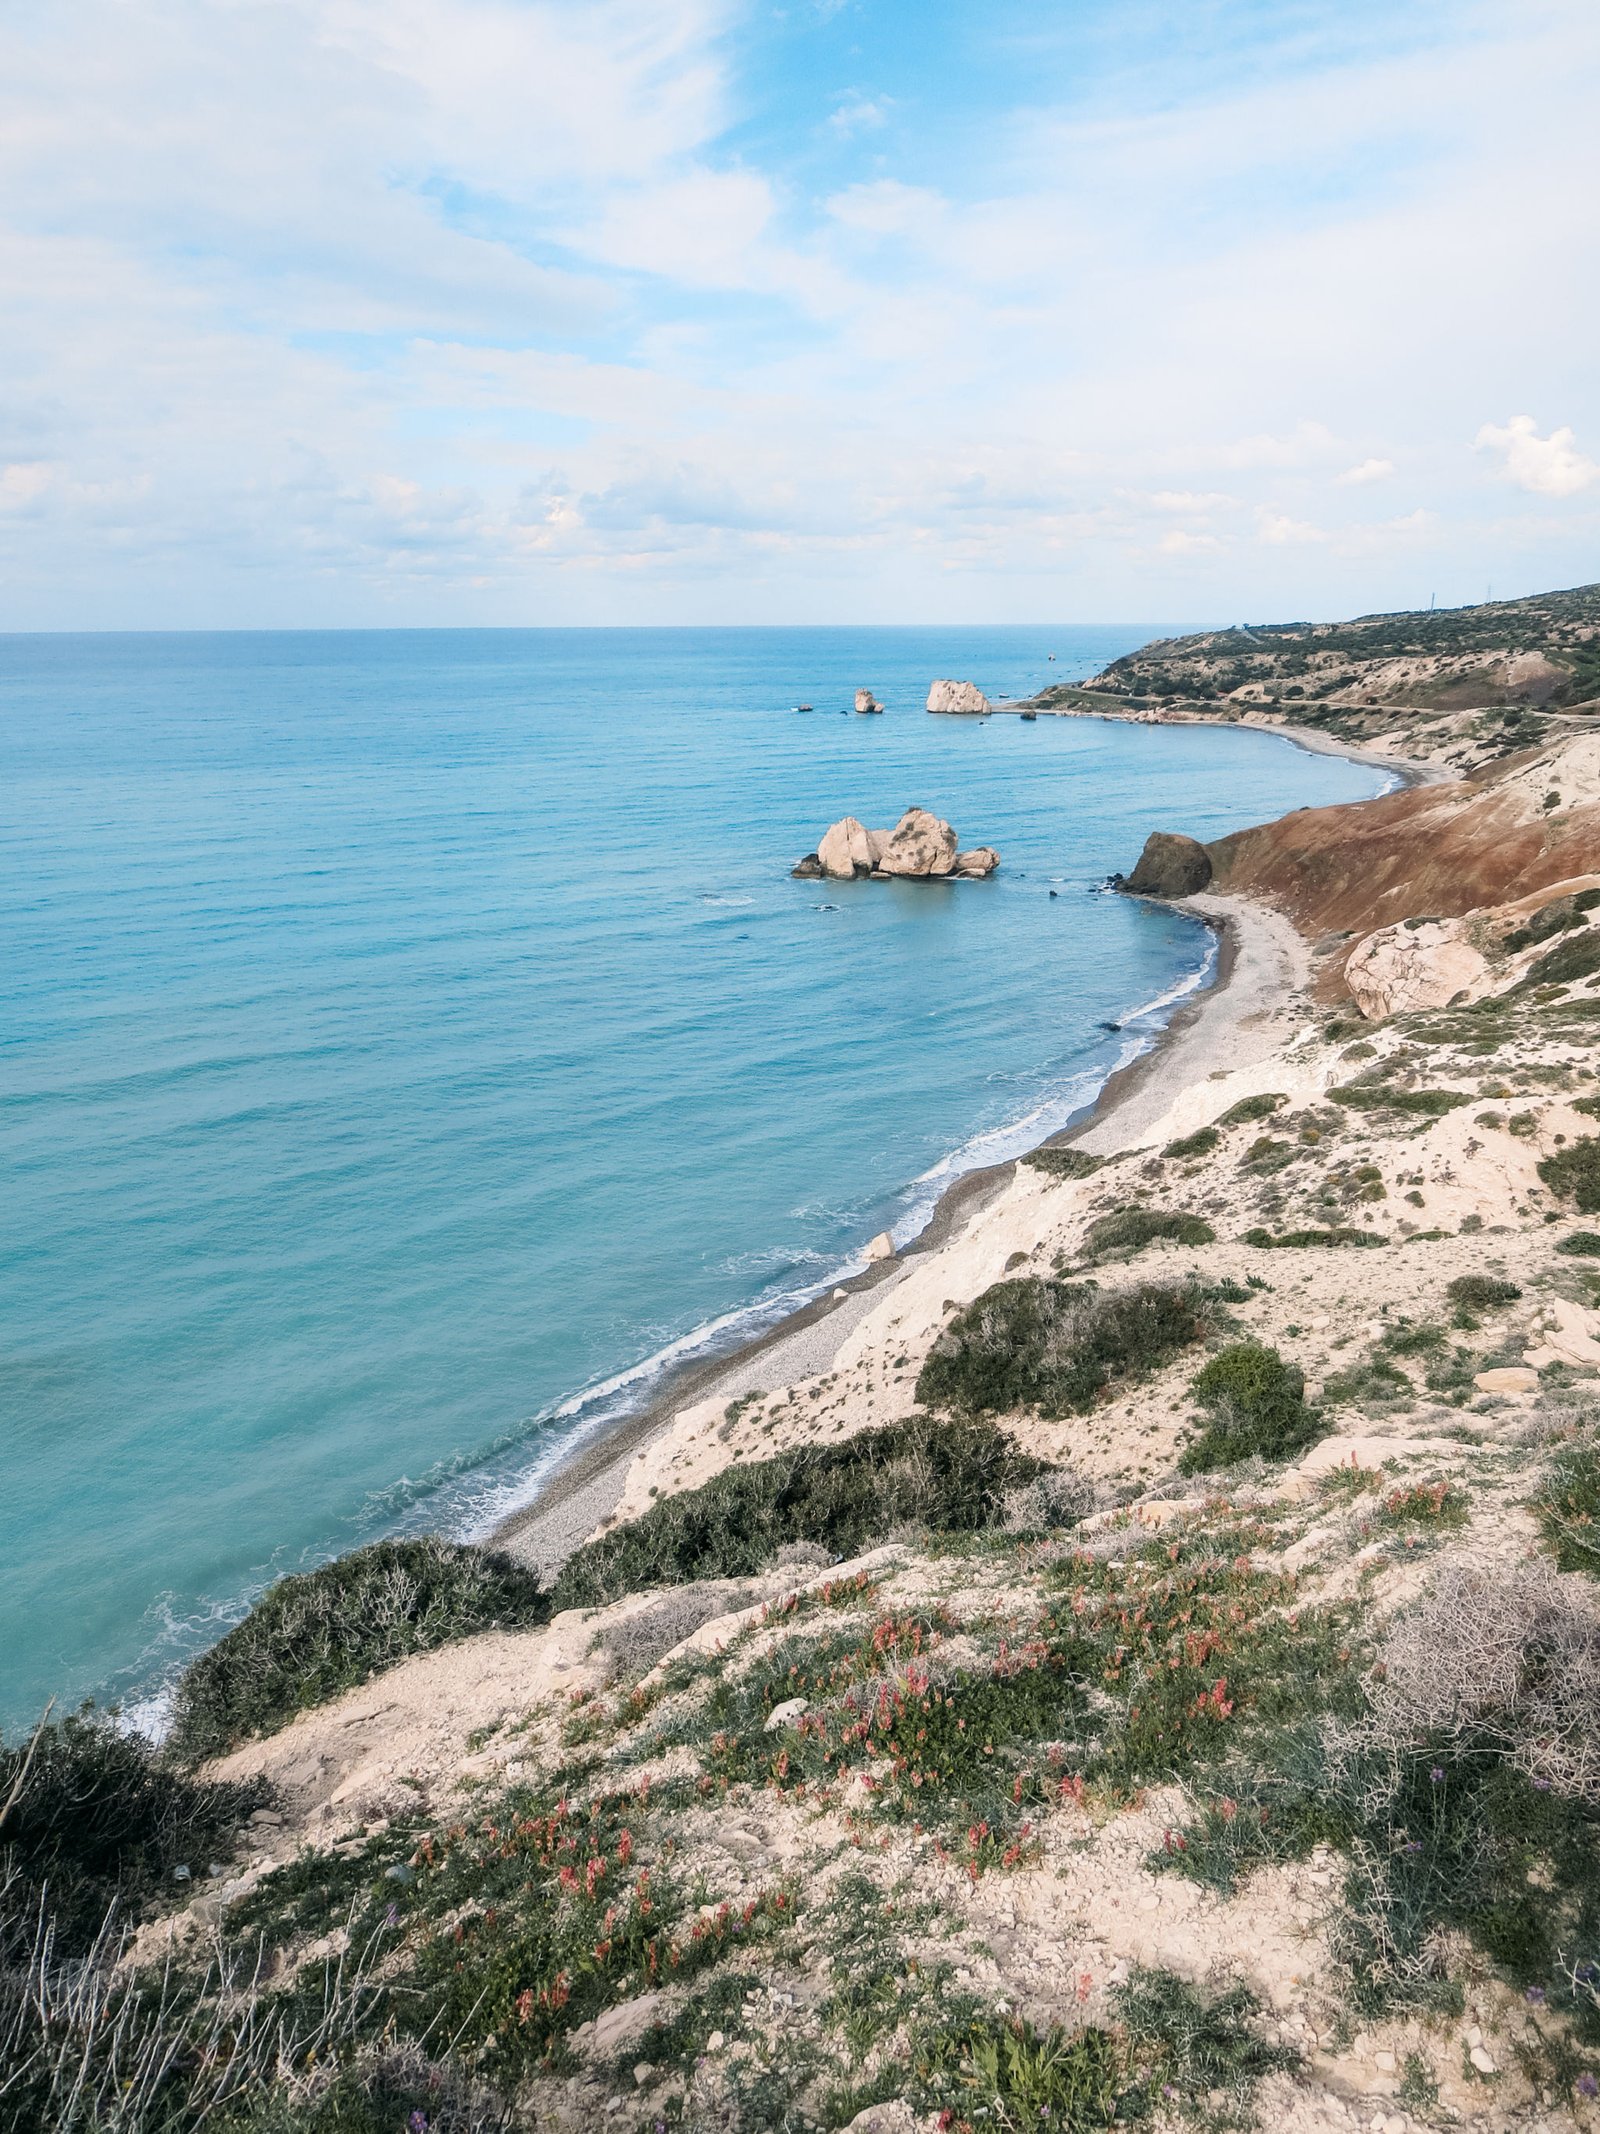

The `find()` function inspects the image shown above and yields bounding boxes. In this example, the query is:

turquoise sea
[0,628,1387,1732]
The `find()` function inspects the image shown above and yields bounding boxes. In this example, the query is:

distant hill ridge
[1029,579,1600,770]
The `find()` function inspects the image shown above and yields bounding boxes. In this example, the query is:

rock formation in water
[925,679,991,715]
[793,807,998,881]
[1119,831,1213,897]
[854,688,883,714]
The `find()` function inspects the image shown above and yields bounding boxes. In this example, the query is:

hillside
[1029,582,1600,771]
[11,719,1600,2134]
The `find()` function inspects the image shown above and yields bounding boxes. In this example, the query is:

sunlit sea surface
[0,627,1387,1729]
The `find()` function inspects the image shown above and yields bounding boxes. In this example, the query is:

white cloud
[1474,415,1598,499]
[1336,457,1396,484]
[1258,512,1326,546]
[828,93,890,137]
[1158,529,1220,554]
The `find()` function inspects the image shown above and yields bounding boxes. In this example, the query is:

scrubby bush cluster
[0,1711,264,1956]
[169,1537,551,1762]
[551,1416,1046,1610]
[1540,1136,1600,1213]
[915,1277,1218,1420]
[1079,1205,1215,1262]
[1534,1437,1600,1577]
[1179,1342,1323,1473]
[1446,1273,1521,1309]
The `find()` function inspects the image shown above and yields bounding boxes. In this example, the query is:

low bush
[550,1417,1044,1610]
[1557,1230,1600,1257]
[1022,1146,1104,1180]
[0,1710,265,1956]
[1163,1126,1220,1160]
[916,1277,1217,1420]
[1525,926,1600,989]
[1179,1342,1324,1472]
[1533,1439,1600,1578]
[1328,1084,1471,1117]
[1446,1274,1522,1309]
[1218,1091,1286,1126]
[1079,1205,1215,1261]
[168,1538,551,1763]
[1539,1137,1600,1213]
[1115,1967,1296,2117]
[1243,1226,1385,1249]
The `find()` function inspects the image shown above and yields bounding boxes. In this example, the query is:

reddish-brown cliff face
[1203,747,1600,943]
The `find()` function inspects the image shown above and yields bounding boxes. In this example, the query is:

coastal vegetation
[914,1276,1221,1419]
[169,1537,550,1762]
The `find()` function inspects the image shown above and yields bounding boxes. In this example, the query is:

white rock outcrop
[854,687,882,714]
[817,815,877,880]
[1345,920,1489,1019]
[798,809,998,881]
[876,806,959,877]
[926,679,990,715]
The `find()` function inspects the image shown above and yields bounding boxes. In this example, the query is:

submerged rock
[926,679,990,715]
[1120,831,1213,898]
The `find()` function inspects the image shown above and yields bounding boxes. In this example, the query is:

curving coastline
[488,717,1421,1576]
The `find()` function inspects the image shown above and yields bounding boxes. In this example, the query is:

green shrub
[933,2014,1123,2131]
[1556,1230,1600,1256]
[0,1711,265,1956]
[1532,1440,1600,1576]
[550,1417,1044,1610]
[1179,1343,1324,1472]
[1328,1084,1471,1116]
[1116,1967,1296,2116]
[1525,926,1600,988]
[1446,1274,1522,1309]
[1218,1091,1286,1126]
[168,1538,551,1763]
[1539,1138,1600,1213]
[916,1278,1215,1421]
[1080,1205,1215,1261]
[1243,1226,1385,1249]
[1022,1146,1104,1180]
[1164,1126,1220,1159]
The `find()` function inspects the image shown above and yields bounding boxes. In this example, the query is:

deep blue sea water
[0,628,1387,1732]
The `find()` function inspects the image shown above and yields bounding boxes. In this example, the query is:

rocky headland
[14,587,1600,2134]
[792,807,1000,880]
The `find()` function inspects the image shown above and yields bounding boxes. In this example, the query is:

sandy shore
[491,890,1310,1575]
[492,712,1451,1578]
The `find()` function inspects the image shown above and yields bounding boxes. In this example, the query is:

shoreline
[491,902,1258,1574]
[490,717,1438,1575]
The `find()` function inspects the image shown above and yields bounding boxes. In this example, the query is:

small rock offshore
[792,807,1000,881]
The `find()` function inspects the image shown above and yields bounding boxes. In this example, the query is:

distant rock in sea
[793,807,999,881]
[926,679,991,715]
[854,687,883,713]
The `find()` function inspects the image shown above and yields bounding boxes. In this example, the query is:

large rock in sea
[818,815,877,879]
[1121,832,1213,898]
[954,847,999,877]
[926,679,990,715]
[854,687,883,714]
[876,807,959,877]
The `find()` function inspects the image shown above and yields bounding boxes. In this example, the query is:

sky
[1,0,1597,630]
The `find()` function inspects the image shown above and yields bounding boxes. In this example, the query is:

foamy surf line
[453,915,1224,1542]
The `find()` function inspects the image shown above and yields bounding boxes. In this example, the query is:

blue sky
[1,0,1596,628]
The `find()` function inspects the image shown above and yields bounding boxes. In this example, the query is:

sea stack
[854,687,883,714]
[793,807,999,880]
[926,679,991,715]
